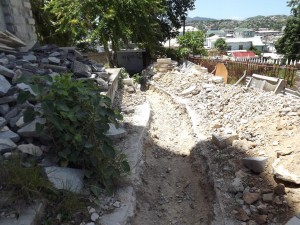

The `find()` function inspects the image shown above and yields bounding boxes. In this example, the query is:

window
[239,45,243,50]
[227,46,232,51]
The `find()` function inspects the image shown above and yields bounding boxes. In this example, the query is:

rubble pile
[151,68,300,224]
[0,44,113,178]
[154,58,176,73]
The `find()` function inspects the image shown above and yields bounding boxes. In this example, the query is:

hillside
[187,15,289,31]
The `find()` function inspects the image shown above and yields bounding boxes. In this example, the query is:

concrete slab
[44,166,84,193]
[106,68,121,103]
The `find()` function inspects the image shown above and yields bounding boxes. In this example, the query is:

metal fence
[189,57,298,87]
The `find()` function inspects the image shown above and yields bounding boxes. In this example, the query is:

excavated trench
[132,89,215,225]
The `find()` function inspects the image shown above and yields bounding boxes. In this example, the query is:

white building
[205,35,265,51]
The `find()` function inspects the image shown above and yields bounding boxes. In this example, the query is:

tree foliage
[214,38,228,52]
[275,0,300,60]
[177,31,207,57]
[31,0,195,56]
[162,0,195,38]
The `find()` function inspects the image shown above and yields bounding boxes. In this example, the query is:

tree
[275,0,300,61]
[30,0,73,45]
[214,38,228,52]
[177,31,207,57]
[161,0,196,39]
[43,0,165,65]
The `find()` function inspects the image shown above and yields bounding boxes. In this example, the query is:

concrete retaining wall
[0,0,37,49]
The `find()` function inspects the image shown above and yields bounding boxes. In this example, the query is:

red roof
[231,51,256,58]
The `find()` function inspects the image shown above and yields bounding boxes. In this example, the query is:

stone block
[0,65,16,78]
[0,75,11,96]
[17,117,46,138]
[17,143,43,157]
[242,157,268,173]
[0,128,20,143]
[212,132,238,149]
[0,138,16,154]
[105,123,127,140]
[44,167,84,193]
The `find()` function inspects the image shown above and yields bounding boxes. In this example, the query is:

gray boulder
[0,65,16,78]
[0,138,16,153]
[44,167,84,193]
[0,128,20,142]
[17,144,43,157]
[0,117,7,129]
[17,118,46,138]
[0,75,11,96]
[73,60,91,78]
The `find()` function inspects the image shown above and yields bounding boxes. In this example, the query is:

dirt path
[132,90,214,225]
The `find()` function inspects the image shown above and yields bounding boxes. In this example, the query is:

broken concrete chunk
[73,60,91,78]
[105,123,127,140]
[179,85,197,96]
[44,167,84,193]
[0,138,16,153]
[212,76,224,84]
[212,132,238,149]
[17,143,43,157]
[17,118,46,138]
[0,75,11,96]
[48,57,61,65]
[272,155,300,184]
[0,129,20,143]
[0,64,16,78]
[242,157,268,173]
[23,54,37,62]
[0,94,18,104]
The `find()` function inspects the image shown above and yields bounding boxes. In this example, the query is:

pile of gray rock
[0,44,112,179]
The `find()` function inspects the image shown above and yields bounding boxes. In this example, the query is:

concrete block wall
[0,0,37,49]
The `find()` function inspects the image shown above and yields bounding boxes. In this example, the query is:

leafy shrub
[17,74,130,191]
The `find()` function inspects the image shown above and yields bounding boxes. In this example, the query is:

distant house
[234,28,255,38]
[206,29,225,37]
[255,30,281,38]
[178,26,198,35]
[205,36,265,52]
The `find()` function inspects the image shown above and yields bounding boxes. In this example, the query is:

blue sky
[188,0,291,20]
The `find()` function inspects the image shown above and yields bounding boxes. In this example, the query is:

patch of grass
[0,156,90,224]
[0,156,57,202]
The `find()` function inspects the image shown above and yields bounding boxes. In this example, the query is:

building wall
[227,41,252,51]
[0,0,37,49]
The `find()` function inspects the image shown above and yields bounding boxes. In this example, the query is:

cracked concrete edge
[100,101,151,225]
[149,81,237,225]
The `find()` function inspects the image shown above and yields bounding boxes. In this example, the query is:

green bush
[17,74,130,191]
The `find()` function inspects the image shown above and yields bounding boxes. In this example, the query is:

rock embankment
[0,45,112,158]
